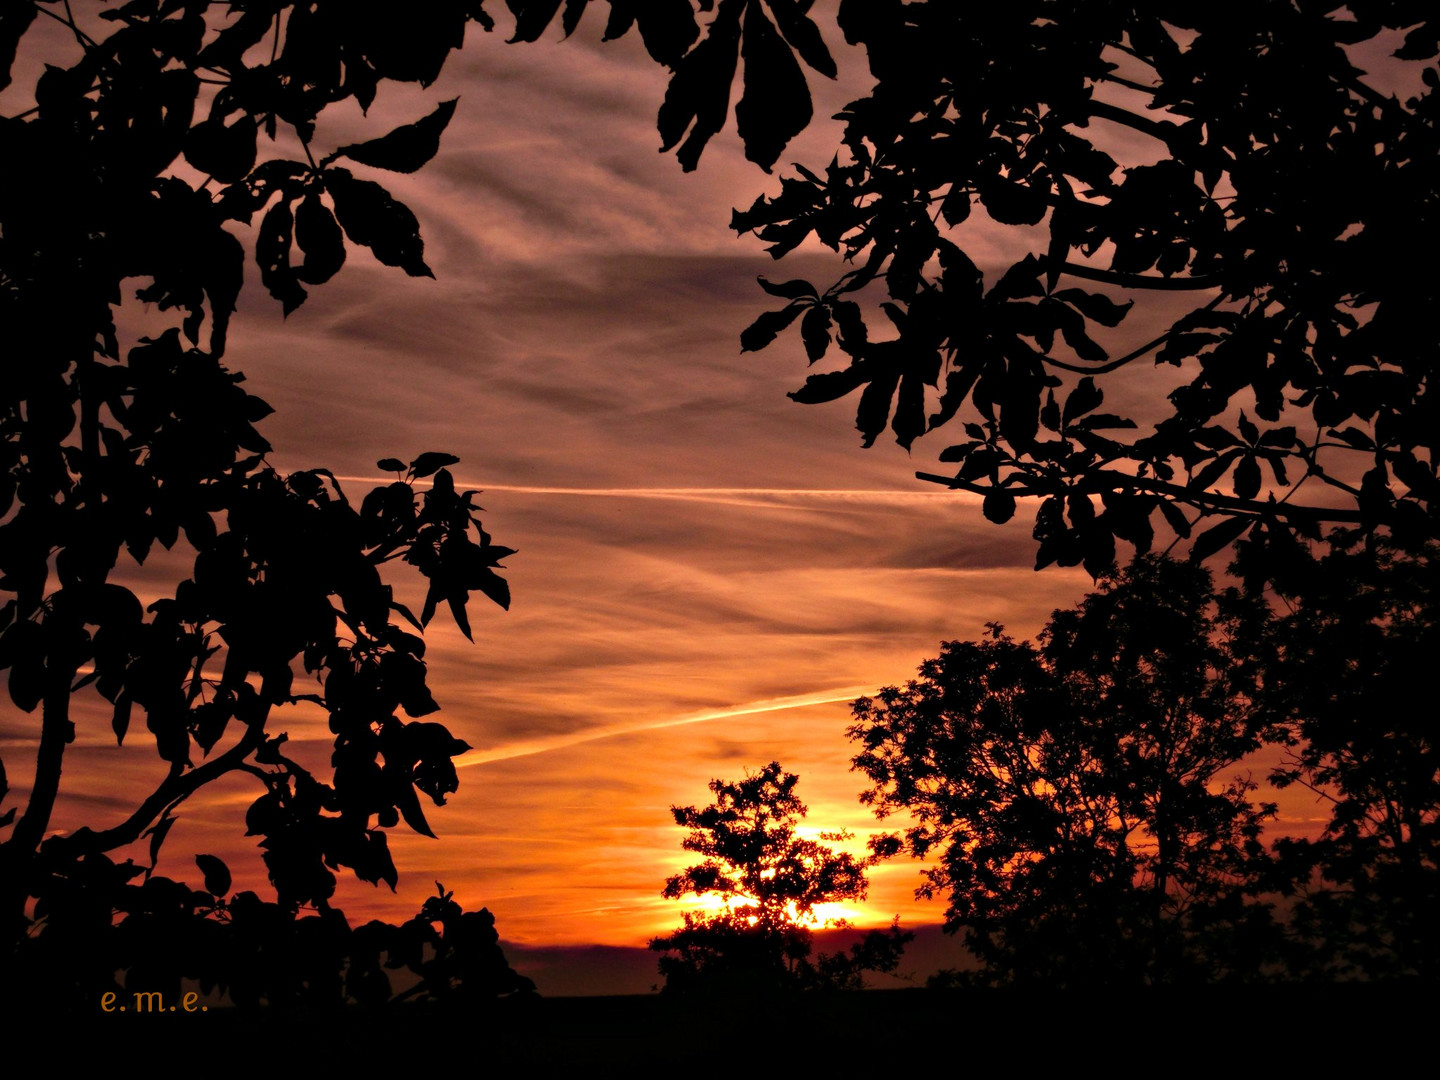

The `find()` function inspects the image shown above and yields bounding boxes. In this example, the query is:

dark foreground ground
[73,983,1435,1069]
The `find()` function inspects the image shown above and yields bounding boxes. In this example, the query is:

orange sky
[0,5,1366,994]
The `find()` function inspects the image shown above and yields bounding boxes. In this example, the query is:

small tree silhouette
[650,762,910,994]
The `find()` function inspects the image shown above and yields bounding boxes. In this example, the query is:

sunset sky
[2,6,1385,995]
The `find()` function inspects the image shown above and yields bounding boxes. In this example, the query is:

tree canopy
[849,544,1437,985]
[0,1,519,1007]
[732,1,1439,573]
[850,557,1278,985]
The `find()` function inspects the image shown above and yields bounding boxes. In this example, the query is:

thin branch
[5,668,76,857]
[1086,99,1182,146]
[1040,295,1226,375]
[1106,39,1160,71]
[60,0,99,50]
[1305,462,1364,499]
[1339,74,1412,120]
[914,468,1364,525]
[1097,71,1159,97]
[34,2,97,51]
[1042,256,1222,292]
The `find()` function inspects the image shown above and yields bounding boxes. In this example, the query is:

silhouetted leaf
[294,194,346,285]
[1237,411,1258,446]
[1234,454,1262,500]
[735,4,812,172]
[327,170,433,277]
[331,99,458,174]
[800,305,832,361]
[145,813,177,872]
[1190,515,1254,562]
[788,365,867,404]
[618,0,700,68]
[1328,426,1374,451]
[1072,413,1135,431]
[410,452,460,478]
[112,693,133,744]
[766,0,837,78]
[657,0,743,171]
[256,202,307,315]
[1189,450,1241,492]
[196,854,232,898]
[979,176,1047,226]
[1055,288,1132,327]
[475,569,510,611]
[757,275,817,300]
[183,114,258,183]
[856,366,900,448]
[1062,377,1102,425]
[983,489,1017,524]
[740,305,804,351]
[196,8,274,70]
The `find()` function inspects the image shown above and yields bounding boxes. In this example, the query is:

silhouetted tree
[1235,533,1439,980]
[650,762,911,994]
[850,557,1280,986]
[0,3,519,1007]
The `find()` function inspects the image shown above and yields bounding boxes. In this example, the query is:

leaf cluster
[731,1,1440,568]
[10,862,533,1012]
[0,3,522,997]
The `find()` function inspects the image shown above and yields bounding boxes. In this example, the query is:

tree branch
[5,668,76,858]
[43,701,272,861]
[1086,99,1182,146]
[1096,71,1160,97]
[1105,39,1160,71]
[1040,296,1224,375]
[1041,257,1222,293]
[914,468,1364,525]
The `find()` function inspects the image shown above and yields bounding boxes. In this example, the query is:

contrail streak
[456,686,876,768]
[330,476,978,508]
